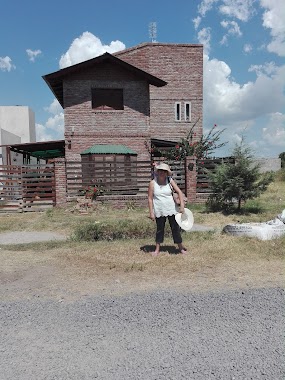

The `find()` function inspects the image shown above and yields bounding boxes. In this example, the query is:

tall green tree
[207,140,274,212]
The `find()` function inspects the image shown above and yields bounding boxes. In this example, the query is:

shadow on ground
[140,245,180,255]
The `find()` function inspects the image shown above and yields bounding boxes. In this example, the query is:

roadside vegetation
[0,169,284,246]
[0,171,284,295]
[206,140,274,212]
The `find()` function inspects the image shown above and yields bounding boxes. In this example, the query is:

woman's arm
[148,180,155,220]
[170,179,185,213]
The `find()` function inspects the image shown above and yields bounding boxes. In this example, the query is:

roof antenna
[149,22,157,43]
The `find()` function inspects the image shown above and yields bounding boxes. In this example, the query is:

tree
[145,121,227,160]
[206,139,274,212]
[279,152,285,168]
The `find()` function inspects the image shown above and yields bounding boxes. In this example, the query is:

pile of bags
[223,210,285,241]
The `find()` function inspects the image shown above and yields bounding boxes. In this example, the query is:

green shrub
[206,139,274,212]
[72,219,155,241]
[71,216,186,242]
[72,222,103,241]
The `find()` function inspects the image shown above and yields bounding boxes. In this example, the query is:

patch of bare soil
[0,247,283,301]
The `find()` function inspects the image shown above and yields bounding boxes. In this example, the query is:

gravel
[1,287,284,380]
[0,231,67,245]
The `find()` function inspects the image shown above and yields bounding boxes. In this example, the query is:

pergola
[1,140,65,165]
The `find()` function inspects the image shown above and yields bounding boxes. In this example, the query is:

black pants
[155,215,182,244]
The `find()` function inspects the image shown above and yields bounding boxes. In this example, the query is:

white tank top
[153,178,177,218]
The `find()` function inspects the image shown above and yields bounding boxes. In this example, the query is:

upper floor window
[175,101,191,122]
[92,88,124,110]
[175,102,181,121]
[184,102,191,122]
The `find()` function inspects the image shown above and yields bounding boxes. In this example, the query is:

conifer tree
[207,139,274,212]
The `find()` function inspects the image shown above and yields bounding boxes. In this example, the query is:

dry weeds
[0,232,284,301]
[0,176,284,300]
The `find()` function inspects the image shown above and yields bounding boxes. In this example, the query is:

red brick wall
[63,43,203,161]
[116,43,203,142]
[53,158,67,205]
[63,63,151,160]
[65,136,150,160]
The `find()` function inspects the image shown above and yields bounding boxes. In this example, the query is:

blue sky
[0,0,284,157]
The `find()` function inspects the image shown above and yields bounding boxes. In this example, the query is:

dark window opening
[92,88,124,110]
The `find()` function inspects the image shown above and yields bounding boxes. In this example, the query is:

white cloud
[203,54,285,156]
[36,99,64,141]
[197,0,255,21]
[248,61,277,76]
[198,0,219,17]
[26,49,42,62]
[59,32,126,69]
[204,55,285,124]
[243,43,253,53]
[192,16,202,30]
[197,28,212,55]
[262,112,285,147]
[220,20,242,36]
[45,113,64,133]
[220,35,228,45]
[0,56,15,72]
[220,20,242,45]
[35,123,54,142]
[261,0,285,56]
[44,99,62,115]
[218,0,256,22]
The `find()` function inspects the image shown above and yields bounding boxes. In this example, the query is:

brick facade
[53,158,67,205]
[43,43,204,206]
[61,43,203,161]
[116,43,203,143]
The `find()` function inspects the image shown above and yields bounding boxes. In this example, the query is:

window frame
[175,102,182,122]
[91,88,124,111]
[184,101,191,122]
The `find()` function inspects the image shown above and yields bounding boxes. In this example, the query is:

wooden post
[185,156,197,203]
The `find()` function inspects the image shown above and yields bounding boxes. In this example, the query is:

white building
[0,106,36,164]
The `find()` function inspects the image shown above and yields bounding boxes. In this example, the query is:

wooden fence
[196,157,235,199]
[66,159,186,199]
[0,158,233,211]
[0,164,55,212]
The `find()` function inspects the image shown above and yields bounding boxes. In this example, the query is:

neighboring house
[0,106,36,164]
[42,42,203,163]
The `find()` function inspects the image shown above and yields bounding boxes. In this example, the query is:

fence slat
[0,164,55,212]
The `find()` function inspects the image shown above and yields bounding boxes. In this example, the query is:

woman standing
[148,162,187,256]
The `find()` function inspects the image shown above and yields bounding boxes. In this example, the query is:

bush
[72,219,155,241]
[279,152,285,168]
[206,140,274,212]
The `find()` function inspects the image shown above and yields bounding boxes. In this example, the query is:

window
[175,102,181,121]
[92,88,124,110]
[185,102,191,122]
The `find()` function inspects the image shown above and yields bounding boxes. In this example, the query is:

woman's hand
[180,206,185,214]
[149,211,155,221]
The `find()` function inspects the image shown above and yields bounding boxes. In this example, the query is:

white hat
[155,163,172,176]
[175,209,194,231]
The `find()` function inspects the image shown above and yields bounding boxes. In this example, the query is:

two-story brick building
[43,42,203,162]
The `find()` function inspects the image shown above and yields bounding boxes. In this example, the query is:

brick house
[41,42,203,205]
[43,42,203,162]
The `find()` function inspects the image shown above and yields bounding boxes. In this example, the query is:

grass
[1,173,284,235]
[0,173,284,297]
